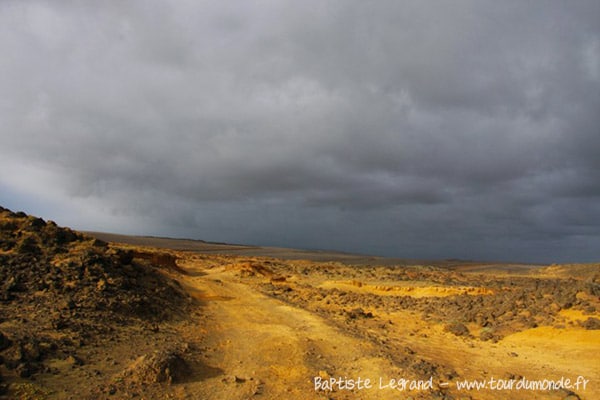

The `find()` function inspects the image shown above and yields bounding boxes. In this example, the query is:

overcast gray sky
[1,1,599,263]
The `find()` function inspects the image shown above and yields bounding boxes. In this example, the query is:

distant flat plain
[87,231,543,271]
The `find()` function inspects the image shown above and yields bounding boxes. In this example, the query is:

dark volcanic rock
[0,206,192,380]
[445,322,470,337]
[346,307,374,319]
[582,317,600,330]
[0,332,11,351]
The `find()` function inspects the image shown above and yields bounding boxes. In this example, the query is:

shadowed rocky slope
[0,206,193,397]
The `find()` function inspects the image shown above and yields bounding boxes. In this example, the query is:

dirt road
[175,262,412,400]
[162,255,600,400]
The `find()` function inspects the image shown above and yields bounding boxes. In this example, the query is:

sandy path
[160,256,600,400]
[176,264,407,400]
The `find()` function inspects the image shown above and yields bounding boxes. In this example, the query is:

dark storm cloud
[1,0,599,262]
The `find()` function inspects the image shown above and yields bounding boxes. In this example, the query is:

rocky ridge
[0,206,193,397]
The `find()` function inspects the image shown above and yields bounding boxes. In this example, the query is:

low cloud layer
[1,1,599,262]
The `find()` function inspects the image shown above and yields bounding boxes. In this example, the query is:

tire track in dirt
[178,264,406,400]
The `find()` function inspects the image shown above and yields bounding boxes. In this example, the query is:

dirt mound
[119,350,190,385]
[225,260,274,277]
[131,250,189,275]
[0,206,192,390]
[582,317,600,330]
[445,322,471,337]
[0,206,191,320]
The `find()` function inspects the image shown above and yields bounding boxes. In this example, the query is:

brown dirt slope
[0,206,194,398]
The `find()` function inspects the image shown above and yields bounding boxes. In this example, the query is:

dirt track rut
[178,264,404,400]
